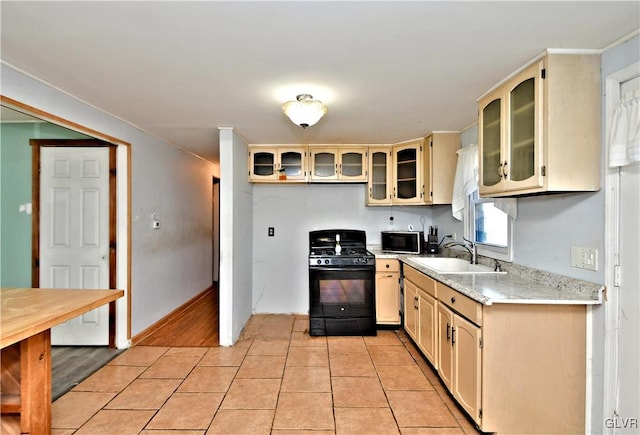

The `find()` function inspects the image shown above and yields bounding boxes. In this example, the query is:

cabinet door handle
[446,323,450,341]
[503,160,508,178]
[498,162,503,179]
[385,274,394,278]
[451,296,456,304]
[452,327,456,345]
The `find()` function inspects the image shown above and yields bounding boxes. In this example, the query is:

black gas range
[308,229,376,336]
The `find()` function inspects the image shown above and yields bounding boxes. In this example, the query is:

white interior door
[40,146,110,345]
[614,75,640,432]
[604,66,640,433]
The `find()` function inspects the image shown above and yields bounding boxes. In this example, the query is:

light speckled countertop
[368,246,603,306]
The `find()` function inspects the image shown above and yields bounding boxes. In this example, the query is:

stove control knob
[325,259,330,265]
[317,260,322,265]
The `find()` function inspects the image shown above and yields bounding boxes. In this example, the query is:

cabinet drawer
[376,259,400,273]
[437,283,482,326]
[404,266,437,298]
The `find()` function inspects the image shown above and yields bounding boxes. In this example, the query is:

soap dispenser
[335,234,342,255]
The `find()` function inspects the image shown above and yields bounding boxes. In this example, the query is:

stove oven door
[309,266,375,318]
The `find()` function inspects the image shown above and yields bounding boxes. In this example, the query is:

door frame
[1,95,132,348]
[212,176,220,283]
[31,140,117,347]
[602,61,640,433]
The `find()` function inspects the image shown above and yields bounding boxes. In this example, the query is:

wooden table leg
[20,329,51,434]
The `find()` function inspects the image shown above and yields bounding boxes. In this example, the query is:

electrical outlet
[152,220,160,229]
[571,247,598,271]
[268,227,275,237]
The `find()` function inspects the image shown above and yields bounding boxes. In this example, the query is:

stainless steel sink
[409,257,506,275]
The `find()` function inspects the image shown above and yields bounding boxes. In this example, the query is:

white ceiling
[1,1,638,164]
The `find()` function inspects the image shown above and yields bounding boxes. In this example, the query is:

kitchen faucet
[443,237,477,264]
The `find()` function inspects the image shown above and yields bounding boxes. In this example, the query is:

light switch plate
[571,247,598,271]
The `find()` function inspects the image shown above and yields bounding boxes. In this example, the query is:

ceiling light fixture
[282,94,327,129]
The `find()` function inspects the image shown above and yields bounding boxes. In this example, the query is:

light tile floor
[51,315,481,434]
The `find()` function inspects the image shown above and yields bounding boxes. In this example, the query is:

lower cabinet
[403,266,438,368]
[375,259,400,325]
[417,288,437,367]
[403,279,418,339]
[403,264,587,434]
[437,303,482,422]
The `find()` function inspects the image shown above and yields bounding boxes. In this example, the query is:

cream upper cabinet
[367,146,393,205]
[309,146,367,182]
[424,132,460,205]
[392,139,424,204]
[248,146,308,183]
[478,51,601,197]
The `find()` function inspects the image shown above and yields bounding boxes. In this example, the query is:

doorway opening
[31,139,117,347]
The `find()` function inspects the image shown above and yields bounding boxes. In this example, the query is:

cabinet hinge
[541,68,546,79]
[110,168,117,176]
[614,265,621,287]
[479,338,483,348]
[479,409,483,419]
[541,165,546,176]
[430,140,433,148]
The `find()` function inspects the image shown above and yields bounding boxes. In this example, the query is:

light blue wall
[0,121,89,286]
[252,182,433,314]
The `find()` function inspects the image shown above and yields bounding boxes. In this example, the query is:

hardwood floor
[137,285,219,347]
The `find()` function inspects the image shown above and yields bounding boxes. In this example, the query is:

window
[465,194,514,262]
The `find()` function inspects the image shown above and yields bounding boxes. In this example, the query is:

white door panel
[40,147,110,345]
[617,160,640,432]
[604,69,640,434]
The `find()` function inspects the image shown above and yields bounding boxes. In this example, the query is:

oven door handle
[309,266,374,272]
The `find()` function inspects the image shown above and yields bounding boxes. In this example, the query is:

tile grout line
[64,346,173,434]
[138,346,212,432]
[367,331,405,434]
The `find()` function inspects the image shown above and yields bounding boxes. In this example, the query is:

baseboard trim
[131,285,214,346]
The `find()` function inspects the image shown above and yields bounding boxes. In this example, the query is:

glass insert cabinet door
[481,97,502,189]
[508,77,536,183]
[340,151,364,178]
[249,147,307,181]
[310,148,367,181]
[393,142,422,203]
[311,150,337,179]
[279,150,304,178]
[369,149,390,202]
[250,149,277,179]
[479,61,543,195]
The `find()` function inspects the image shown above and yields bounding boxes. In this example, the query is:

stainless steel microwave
[381,231,424,254]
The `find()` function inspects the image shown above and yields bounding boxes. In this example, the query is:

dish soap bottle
[335,234,342,255]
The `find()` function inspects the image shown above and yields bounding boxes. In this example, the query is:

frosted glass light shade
[282,94,327,128]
